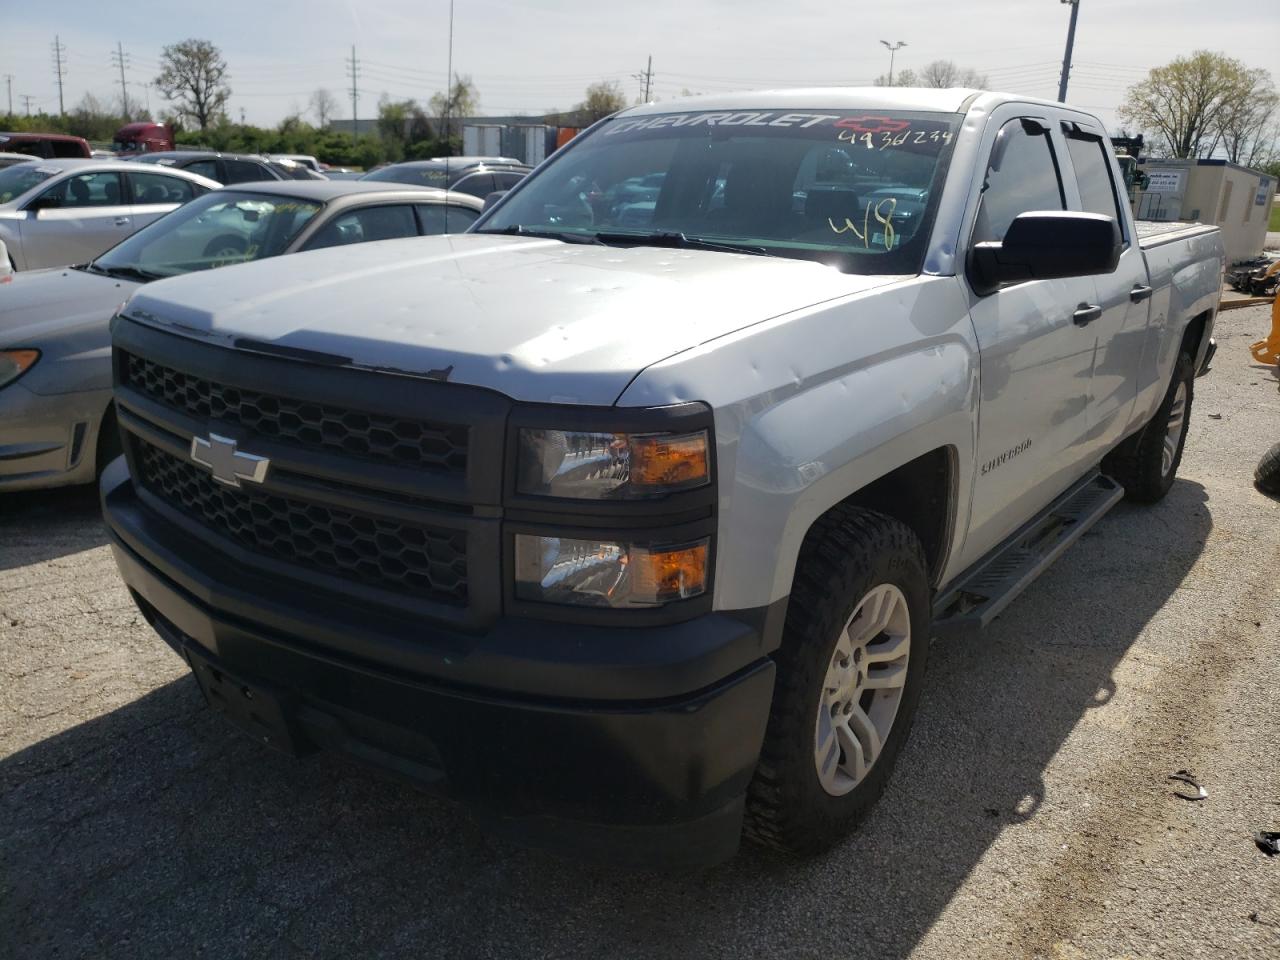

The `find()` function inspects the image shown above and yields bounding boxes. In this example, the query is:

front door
[22,170,132,269]
[956,111,1101,570]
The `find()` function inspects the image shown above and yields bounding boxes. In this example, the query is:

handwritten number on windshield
[827,198,898,251]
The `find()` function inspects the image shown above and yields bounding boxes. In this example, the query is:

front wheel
[745,507,930,855]
[1103,351,1195,503]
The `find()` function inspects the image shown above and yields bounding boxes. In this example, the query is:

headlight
[0,349,39,389]
[514,535,708,607]
[516,428,710,499]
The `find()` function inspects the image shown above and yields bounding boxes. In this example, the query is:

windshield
[112,140,142,153]
[479,108,961,273]
[362,165,449,188]
[91,190,322,278]
[0,164,55,203]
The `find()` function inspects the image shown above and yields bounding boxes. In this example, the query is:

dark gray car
[0,180,483,491]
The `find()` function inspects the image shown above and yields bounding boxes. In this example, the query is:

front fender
[618,275,978,617]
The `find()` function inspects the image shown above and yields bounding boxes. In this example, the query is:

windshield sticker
[835,116,911,135]
[828,198,899,250]
[606,112,842,135]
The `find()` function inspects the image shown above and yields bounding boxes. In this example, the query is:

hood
[123,234,904,405]
[0,265,137,345]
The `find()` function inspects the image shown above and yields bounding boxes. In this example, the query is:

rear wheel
[744,507,930,855]
[1103,351,1195,503]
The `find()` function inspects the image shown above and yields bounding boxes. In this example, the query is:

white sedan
[0,159,218,272]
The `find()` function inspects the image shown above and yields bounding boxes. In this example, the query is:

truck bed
[1135,219,1219,249]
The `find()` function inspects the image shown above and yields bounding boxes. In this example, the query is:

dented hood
[123,233,902,405]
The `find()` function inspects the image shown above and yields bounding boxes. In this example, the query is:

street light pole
[1057,0,1081,102]
[880,40,907,85]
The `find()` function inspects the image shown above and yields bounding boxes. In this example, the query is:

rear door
[1059,120,1150,455]
[956,108,1102,569]
[20,169,132,269]
[125,170,200,229]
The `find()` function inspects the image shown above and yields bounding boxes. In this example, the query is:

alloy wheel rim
[1162,382,1188,477]
[813,583,911,797]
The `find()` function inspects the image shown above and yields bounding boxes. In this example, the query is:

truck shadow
[0,484,107,571]
[2,481,1212,959]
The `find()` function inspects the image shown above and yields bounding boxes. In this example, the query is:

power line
[51,34,67,115]
[111,42,131,118]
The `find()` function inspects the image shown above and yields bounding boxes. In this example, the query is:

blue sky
[1,0,1276,131]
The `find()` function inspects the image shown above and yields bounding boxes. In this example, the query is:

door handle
[1129,284,1153,303]
[113,217,130,226]
[1072,303,1102,326]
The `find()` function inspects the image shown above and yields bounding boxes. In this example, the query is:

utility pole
[880,40,907,85]
[633,55,654,102]
[240,107,246,125]
[112,42,131,119]
[3,75,13,116]
[1057,0,1081,102]
[21,94,35,117]
[51,35,66,115]
[444,0,455,151]
[345,46,359,135]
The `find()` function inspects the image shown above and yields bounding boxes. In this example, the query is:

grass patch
[1270,202,1280,232]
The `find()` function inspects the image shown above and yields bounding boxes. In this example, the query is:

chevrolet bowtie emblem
[190,433,270,487]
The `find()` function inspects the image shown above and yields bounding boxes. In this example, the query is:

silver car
[0,159,219,272]
[0,180,483,491]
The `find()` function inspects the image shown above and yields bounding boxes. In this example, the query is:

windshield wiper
[475,225,602,245]
[79,262,164,283]
[592,231,774,257]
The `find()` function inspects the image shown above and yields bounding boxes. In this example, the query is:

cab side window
[185,159,219,181]
[1064,130,1125,237]
[416,203,480,234]
[973,119,1065,244]
[128,171,196,205]
[223,158,273,184]
[303,205,418,250]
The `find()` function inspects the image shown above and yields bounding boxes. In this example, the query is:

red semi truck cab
[111,122,175,156]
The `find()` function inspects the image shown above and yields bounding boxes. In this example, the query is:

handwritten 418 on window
[829,197,900,251]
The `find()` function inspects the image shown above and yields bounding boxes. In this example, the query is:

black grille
[134,439,468,605]
[123,353,468,473]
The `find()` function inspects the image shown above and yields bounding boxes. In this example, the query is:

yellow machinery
[1248,260,1280,365]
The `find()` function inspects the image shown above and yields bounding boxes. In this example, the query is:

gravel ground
[3,304,1279,960]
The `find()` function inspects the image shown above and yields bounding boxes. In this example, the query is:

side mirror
[28,195,62,212]
[970,211,1121,295]
[482,190,508,213]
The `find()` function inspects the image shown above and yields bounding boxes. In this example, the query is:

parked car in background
[0,180,483,491]
[321,170,365,181]
[131,151,320,184]
[0,153,38,170]
[362,156,531,198]
[0,132,92,159]
[269,153,322,173]
[0,159,218,272]
[112,122,176,156]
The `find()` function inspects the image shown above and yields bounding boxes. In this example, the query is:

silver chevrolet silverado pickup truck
[99,88,1224,866]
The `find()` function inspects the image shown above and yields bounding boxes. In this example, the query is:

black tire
[95,402,123,478]
[744,507,931,855]
[1103,351,1195,503]
[1256,443,1280,499]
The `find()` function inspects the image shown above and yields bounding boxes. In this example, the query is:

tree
[577,80,627,122]
[428,74,480,142]
[310,88,339,128]
[917,60,988,89]
[1119,50,1276,160]
[1210,67,1278,166]
[873,68,917,88]
[155,39,231,133]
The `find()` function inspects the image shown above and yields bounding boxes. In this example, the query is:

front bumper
[0,381,109,491]
[102,460,776,867]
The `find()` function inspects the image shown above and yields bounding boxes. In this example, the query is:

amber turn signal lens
[632,541,709,602]
[630,432,710,489]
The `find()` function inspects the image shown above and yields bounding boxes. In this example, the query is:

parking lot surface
[3,303,1279,960]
